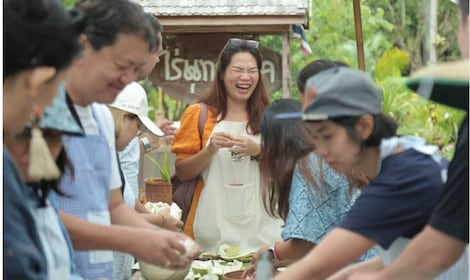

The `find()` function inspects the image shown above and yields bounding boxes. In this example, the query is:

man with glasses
[56,1,198,278]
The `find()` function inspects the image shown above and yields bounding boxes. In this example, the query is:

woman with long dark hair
[172,38,283,253]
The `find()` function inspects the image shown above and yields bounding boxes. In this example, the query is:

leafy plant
[62,0,77,8]
[145,149,171,183]
[141,80,188,122]
[374,46,465,160]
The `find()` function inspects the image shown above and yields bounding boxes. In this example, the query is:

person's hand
[129,228,200,270]
[157,118,177,137]
[160,208,184,231]
[242,244,270,279]
[140,132,174,153]
[207,132,234,155]
[346,271,383,280]
[229,136,261,159]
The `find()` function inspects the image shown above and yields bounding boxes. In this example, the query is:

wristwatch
[140,137,152,153]
[267,244,276,261]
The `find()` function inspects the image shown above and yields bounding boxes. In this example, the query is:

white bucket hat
[109,82,164,136]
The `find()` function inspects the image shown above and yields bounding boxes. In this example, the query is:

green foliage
[376,48,410,80]
[162,95,188,121]
[141,80,188,122]
[62,0,76,8]
[367,0,460,67]
[145,151,171,182]
[374,46,465,159]
[296,0,393,73]
[142,82,159,121]
[137,0,463,160]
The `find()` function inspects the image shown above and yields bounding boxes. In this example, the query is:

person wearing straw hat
[348,1,469,279]
[272,67,467,280]
[3,0,84,278]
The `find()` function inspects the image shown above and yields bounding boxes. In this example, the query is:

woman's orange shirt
[171,103,217,238]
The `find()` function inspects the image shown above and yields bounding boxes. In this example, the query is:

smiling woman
[171,37,283,254]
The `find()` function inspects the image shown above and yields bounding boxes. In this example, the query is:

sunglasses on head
[225,38,259,49]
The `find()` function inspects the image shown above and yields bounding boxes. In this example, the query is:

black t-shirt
[429,115,469,243]
[339,149,447,249]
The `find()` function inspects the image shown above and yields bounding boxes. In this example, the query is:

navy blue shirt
[3,148,48,279]
[429,115,468,242]
[338,149,447,249]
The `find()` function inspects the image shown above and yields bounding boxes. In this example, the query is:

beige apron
[193,120,283,253]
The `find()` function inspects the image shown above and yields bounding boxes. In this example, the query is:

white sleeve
[92,104,122,190]
[118,137,140,198]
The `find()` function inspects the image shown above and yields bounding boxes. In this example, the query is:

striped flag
[292,24,312,55]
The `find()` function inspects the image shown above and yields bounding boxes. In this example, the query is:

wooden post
[282,31,291,98]
[155,86,165,123]
[425,0,438,64]
[353,0,366,71]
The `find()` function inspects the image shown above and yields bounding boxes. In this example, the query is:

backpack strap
[198,103,208,149]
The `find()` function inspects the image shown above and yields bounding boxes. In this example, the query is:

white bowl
[139,260,190,280]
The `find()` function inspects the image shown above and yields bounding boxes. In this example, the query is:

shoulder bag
[171,103,208,220]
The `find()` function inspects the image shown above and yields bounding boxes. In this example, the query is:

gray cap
[276,67,383,121]
[303,67,383,120]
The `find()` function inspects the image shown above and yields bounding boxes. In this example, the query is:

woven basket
[145,178,173,204]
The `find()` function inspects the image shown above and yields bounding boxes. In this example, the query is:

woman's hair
[109,106,126,139]
[76,0,156,52]
[332,114,398,152]
[33,148,73,207]
[108,106,134,140]
[4,0,85,78]
[259,99,321,221]
[199,39,270,135]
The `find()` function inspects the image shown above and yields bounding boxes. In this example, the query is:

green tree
[63,0,77,8]
[367,0,460,70]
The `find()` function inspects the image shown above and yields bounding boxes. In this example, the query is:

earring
[28,108,60,180]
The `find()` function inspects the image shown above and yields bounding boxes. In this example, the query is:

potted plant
[144,146,173,204]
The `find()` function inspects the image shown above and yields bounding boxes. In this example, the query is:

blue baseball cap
[277,67,383,121]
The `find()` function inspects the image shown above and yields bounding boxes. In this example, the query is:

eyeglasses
[225,38,259,49]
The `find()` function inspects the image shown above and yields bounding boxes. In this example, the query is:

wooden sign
[149,34,282,104]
